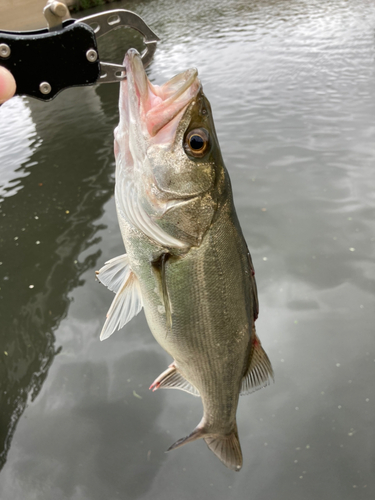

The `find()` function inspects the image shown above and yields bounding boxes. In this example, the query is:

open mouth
[123,49,201,137]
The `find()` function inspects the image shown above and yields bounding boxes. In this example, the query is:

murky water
[0,0,374,498]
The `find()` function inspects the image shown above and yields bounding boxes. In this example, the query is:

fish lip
[123,49,201,137]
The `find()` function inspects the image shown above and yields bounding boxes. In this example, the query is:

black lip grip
[0,21,100,101]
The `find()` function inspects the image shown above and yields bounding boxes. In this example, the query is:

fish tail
[167,425,205,452]
[167,421,243,471]
[204,423,243,471]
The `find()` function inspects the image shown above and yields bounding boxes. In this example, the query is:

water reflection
[0,86,115,469]
[0,98,38,199]
[0,349,171,499]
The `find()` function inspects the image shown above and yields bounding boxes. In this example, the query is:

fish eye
[185,128,209,158]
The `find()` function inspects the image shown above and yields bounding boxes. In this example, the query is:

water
[0,0,374,498]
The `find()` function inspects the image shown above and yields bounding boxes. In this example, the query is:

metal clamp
[78,10,160,83]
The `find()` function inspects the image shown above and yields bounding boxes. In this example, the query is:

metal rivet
[0,44,11,58]
[86,49,98,63]
[39,82,52,95]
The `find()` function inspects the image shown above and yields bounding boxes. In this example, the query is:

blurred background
[0,0,374,499]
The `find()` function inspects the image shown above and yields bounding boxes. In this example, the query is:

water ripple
[0,98,39,200]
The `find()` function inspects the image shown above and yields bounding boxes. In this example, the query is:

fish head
[114,49,226,249]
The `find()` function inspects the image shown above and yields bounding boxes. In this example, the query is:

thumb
[0,66,16,104]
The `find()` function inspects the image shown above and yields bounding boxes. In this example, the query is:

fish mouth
[122,49,201,138]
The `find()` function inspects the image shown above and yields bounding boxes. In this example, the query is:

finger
[0,66,16,104]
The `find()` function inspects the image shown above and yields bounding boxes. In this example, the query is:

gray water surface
[0,0,374,498]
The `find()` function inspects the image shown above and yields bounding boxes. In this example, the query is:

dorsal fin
[240,327,274,395]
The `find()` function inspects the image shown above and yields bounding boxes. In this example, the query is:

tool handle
[0,21,100,101]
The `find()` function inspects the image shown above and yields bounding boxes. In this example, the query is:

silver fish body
[97,49,273,471]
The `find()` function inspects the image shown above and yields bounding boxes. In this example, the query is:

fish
[96,48,273,471]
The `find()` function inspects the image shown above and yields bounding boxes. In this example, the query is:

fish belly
[119,205,255,429]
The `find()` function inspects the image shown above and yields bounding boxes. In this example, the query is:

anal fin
[149,364,200,397]
[240,327,274,395]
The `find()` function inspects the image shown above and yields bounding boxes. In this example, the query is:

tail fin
[167,425,205,451]
[167,422,243,471]
[204,424,243,471]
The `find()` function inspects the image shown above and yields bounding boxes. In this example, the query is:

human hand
[0,66,16,104]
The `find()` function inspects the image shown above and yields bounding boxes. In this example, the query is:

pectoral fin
[149,365,200,397]
[100,269,143,341]
[151,253,172,329]
[96,254,130,293]
[240,328,274,395]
